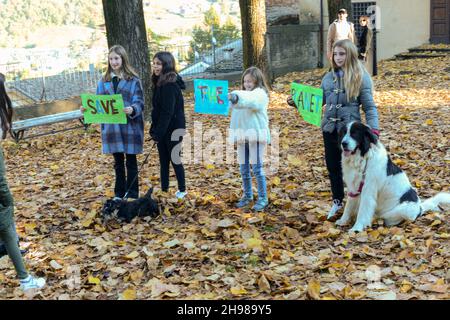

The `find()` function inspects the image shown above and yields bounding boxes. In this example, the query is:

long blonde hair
[103,45,139,81]
[332,39,368,101]
[241,66,269,95]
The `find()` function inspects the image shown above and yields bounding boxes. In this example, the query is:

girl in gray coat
[0,78,45,291]
[321,39,380,219]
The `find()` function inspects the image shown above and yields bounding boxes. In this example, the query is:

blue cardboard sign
[194,79,229,116]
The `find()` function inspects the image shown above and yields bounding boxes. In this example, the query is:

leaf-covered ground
[1,55,449,300]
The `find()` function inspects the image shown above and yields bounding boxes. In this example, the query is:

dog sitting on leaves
[334,121,450,232]
[101,188,159,223]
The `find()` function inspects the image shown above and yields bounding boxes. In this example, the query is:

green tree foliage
[148,27,170,53]
[218,17,240,43]
[204,6,220,29]
[189,6,240,56]
[0,0,103,46]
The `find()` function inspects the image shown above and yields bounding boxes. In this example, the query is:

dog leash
[122,141,156,200]
[348,159,369,198]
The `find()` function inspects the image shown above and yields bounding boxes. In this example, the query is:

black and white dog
[101,188,160,223]
[333,121,449,232]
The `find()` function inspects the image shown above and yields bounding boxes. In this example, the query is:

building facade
[266,0,449,66]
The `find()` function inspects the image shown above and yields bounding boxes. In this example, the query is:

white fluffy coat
[228,88,270,144]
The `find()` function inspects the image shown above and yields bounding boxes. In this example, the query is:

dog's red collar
[348,181,365,198]
[347,158,369,198]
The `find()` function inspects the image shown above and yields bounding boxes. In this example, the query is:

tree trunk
[239,0,272,86]
[327,0,352,25]
[102,0,152,118]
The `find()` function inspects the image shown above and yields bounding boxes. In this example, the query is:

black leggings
[156,138,185,192]
[322,130,344,203]
[113,153,138,199]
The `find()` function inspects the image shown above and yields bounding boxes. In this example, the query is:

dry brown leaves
[0,55,448,300]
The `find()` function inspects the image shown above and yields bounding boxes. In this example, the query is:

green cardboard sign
[290,83,323,127]
[81,94,127,124]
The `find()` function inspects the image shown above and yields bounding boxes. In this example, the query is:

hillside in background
[0,0,103,47]
[0,0,240,48]
[144,0,240,40]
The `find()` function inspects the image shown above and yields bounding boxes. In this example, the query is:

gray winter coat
[0,148,14,231]
[320,70,379,133]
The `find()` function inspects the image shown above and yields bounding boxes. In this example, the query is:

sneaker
[235,196,253,208]
[175,190,188,200]
[252,198,268,211]
[327,199,343,219]
[20,275,46,291]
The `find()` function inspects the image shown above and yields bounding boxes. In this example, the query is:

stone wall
[266,24,320,77]
[266,0,300,25]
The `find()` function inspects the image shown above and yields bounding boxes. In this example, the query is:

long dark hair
[151,51,177,88]
[0,74,13,139]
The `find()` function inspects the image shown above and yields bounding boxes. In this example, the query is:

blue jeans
[237,142,267,200]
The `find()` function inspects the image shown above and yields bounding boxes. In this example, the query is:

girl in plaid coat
[83,45,144,199]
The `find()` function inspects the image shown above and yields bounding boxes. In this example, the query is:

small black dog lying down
[101,188,159,223]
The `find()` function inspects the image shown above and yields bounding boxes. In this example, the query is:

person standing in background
[327,8,355,62]
[358,15,374,75]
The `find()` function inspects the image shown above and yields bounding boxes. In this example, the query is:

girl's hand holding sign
[124,106,134,115]
[80,94,127,124]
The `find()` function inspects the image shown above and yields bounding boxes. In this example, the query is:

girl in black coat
[358,16,373,75]
[150,52,187,199]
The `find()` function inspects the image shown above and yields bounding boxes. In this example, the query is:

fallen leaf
[258,275,271,294]
[230,286,248,296]
[245,238,262,250]
[307,280,321,300]
[217,218,235,228]
[124,251,140,259]
[367,290,397,300]
[110,267,127,275]
[88,276,100,285]
[147,278,180,298]
[272,176,281,186]
[164,239,180,248]
[120,288,136,300]
[50,260,63,270]
[365,265,382,282]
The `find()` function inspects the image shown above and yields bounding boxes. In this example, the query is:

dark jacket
[358,26,372,58]
[0,148,14,231]
[150,74,186,142]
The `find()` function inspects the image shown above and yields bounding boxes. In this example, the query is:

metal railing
[159,39,243,77]
[2,38,243,107]
[2,62,103,107]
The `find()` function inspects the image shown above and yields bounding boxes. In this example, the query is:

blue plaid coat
[97,76,144,154]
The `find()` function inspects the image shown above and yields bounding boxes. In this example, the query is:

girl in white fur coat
[228,67,270,211]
